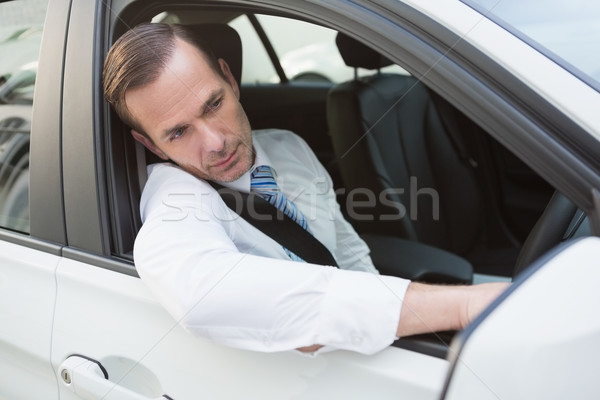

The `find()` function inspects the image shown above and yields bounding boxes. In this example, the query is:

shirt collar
[220,134,273,193]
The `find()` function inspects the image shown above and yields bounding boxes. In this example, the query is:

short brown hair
[103,23,224,135]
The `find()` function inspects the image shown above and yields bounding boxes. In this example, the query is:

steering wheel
[512,191,578,278]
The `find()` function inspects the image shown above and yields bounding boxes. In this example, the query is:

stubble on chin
[221,142,255,182]
[186,140,255,183]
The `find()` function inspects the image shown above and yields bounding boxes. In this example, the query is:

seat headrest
[187,23,242,86]
[335,32,393,70]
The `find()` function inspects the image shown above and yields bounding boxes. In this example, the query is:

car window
[231,14,406,84]
[252,14,344,83]
[228,15,279,84]
[0,0,47,234]
[464,0,600,91]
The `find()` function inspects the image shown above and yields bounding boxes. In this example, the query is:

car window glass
[228,15,279,84]
[464,0,600,91]
[231,14,408,84]
[256,14,344,83]
[0,0,47,233]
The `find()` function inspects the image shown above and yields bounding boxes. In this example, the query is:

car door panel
[441,237,600,400]
[51,257,185,399]
[29,0,71,244]
[31,1,599,399]
[53,2,449,397]
[0,239,60,399]
[51,256,447,400]
[60,0,107,255]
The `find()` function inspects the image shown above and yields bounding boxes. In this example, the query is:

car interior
[0,5,587,277]
[0,1,591,388]
[0,1,592,361]
[109,8,549,270]
[103,6,590,356]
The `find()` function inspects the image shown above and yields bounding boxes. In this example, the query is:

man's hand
[397,281,510,337]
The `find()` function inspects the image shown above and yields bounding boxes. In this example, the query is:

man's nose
[198,124,226,153]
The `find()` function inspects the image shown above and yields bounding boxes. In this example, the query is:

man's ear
[218,58,240,99]
[130,129,169,160]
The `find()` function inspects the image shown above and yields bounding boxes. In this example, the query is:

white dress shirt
[134,129,410,354]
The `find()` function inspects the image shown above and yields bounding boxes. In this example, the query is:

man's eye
[170,127,185,141]
[209,98,222,111]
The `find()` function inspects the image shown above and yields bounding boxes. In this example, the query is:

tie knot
[251,165,279,196]
[249,164,311,260]
[252,165,275,178]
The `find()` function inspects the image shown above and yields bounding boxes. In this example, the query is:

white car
[1,0,599,399]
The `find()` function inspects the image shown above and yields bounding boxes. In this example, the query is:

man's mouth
[211,148,238,170]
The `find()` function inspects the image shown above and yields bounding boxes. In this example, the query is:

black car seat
[327,33,487,261]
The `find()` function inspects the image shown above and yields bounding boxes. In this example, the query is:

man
[103,23,508,355]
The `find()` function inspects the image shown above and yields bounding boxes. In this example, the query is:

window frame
[0,0,67,255]
[101,0,600,267]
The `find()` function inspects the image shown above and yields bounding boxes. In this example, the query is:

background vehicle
[1,0,599,399]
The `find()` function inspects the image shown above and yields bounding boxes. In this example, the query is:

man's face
[125,38,254,183]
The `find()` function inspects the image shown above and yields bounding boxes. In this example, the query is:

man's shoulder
[144,162,214,195]
[140,162,223,222]
[146,162,192,182]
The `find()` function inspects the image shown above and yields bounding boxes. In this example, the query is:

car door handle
[59,355,173,400]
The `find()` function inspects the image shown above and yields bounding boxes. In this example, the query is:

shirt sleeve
[134,163,410,355]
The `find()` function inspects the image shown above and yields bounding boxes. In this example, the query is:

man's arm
[288,132,510,351]
[298,281,509,353]
[138,164,412,355]
[396,281,510,337]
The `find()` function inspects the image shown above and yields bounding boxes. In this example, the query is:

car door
[0,0,67,398]
[52,257,449,400]
[48,0,600,399]
[440,237,600,400]
[48,1,448,399]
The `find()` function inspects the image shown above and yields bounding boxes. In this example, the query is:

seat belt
[210,183,339,267]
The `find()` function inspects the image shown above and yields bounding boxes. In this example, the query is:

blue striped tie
[250,165,310,262]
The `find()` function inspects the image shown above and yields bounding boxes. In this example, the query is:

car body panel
[29,0,71,244]
[61,0,108,254]
[442,236,600,399]
[407,0,600,136]
[0,239,59,399]
[0,0,599,398]
[51,257,448,399]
